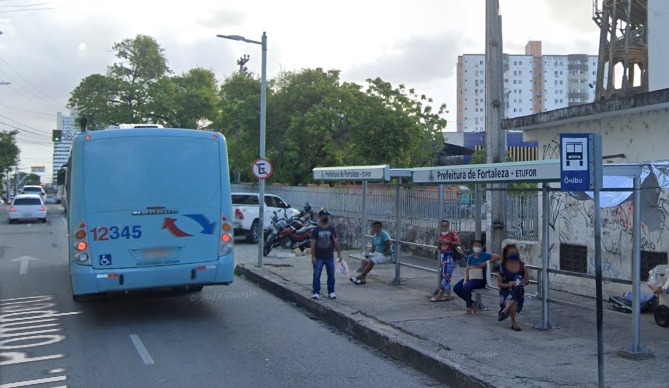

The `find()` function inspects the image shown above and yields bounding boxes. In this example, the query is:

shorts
[366,252,392,264]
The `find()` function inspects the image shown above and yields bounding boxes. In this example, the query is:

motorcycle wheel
[263,241,273,256]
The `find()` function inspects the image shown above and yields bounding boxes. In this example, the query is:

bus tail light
[219,215,233,256]
[73,219,90,264]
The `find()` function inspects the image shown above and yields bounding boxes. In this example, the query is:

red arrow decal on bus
[162,217,192,237]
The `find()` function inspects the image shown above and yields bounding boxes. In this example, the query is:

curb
[235,264,495,388]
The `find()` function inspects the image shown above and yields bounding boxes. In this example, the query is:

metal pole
[390,177,406,285]
[618,175,653,359]
[535,184,556,330]
[592,136,604,388]
[257,32,267,268]
[437,185,445,291]
[474,184,482,242]
[362,181,368,252]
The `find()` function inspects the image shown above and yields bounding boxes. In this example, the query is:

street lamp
[217,32,267,268]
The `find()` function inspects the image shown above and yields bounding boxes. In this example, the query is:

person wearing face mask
[310,209,342,300]
[431,220,460,302]
[496,244,529,331]
[453,241,500,314]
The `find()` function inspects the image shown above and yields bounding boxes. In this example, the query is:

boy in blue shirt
[453,240,500,314]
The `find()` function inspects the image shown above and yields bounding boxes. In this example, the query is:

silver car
[9,194,47,224]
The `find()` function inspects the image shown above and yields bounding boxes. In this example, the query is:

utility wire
[0,57,63,106]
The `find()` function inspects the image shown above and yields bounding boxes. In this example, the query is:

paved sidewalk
[235,247,669,388]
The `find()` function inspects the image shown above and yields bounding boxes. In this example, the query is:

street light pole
[217,32,268,268]
[257,32,268,268]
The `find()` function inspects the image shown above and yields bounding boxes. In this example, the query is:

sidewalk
[235,247,669,388]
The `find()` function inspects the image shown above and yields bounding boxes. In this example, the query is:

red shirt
[438,231,459,252]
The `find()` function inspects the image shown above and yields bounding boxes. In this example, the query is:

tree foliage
[68,35,450,184]
[0,130,20,186]
[218,68,448,184]
[68,35,217,129]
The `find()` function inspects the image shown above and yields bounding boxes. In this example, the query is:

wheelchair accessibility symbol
[99,254,112,266]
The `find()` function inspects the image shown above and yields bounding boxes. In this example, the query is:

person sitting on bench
[453,240,500,314]
[350,221,392,285]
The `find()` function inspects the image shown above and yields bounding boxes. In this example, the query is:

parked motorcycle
[263,211,318,256]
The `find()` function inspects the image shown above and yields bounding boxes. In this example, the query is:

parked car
[232,192,300,243]
[44,194,56,204]
[8,194,47,224]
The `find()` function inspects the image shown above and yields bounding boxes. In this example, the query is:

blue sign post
[560,133,595,191]
[560,132,604,388]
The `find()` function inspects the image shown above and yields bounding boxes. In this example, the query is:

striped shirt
[373,230,393,256]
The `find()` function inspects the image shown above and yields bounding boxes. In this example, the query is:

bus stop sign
[560,133,600,191]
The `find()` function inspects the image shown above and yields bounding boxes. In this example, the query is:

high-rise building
[456,41,598,132]
[52,111,79,182]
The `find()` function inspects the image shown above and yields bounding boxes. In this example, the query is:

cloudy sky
[0,0,599,181]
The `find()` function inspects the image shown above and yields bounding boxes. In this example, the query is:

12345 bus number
[90,225,142,241]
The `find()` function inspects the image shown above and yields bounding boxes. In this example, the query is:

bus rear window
[83,136,221,212]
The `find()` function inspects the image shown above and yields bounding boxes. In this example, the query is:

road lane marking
[129,334,154,365]
[0,376,66,388]
[9,257,39,275]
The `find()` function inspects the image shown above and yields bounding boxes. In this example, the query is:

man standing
[350,221,393,285]
[311,209,342,300]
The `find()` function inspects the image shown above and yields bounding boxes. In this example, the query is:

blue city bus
[66,128,234,301]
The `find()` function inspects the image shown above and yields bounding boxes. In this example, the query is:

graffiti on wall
[549,190,669,279]
[541,139,560,160]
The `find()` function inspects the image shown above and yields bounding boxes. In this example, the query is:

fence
[232,183,539,241]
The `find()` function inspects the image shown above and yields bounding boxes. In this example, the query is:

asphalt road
[0,205,442,388]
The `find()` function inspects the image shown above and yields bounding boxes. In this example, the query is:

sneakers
[328,292,336,299]
[312,293,320,300]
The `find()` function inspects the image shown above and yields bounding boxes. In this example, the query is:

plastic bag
[335,260,350,277]
[648,267,663,288]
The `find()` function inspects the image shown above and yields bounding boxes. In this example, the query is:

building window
[641,251,668,281]
[560,244,588,273]
[560,99,563,103]
[480,60,484,65]
[559,80,563,85]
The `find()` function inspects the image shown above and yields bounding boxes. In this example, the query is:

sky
[0,0,600,182]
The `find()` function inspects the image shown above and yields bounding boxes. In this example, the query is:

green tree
[214,72,265,182]
[69,35,217,129]
[0,130,20,192]
[150,68,219,128]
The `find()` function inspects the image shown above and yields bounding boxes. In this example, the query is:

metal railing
[232,183,539,240]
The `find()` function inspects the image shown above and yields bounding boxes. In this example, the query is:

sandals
[511,326,522,332]
[349,277,366,285]
[498,310,509,322]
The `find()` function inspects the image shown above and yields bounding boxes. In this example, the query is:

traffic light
[52,130,62,142]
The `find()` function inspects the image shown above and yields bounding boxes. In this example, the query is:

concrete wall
[518,109,669,296]
[648,0,669,91]
[330,215,483,267]
[523,107,669,163]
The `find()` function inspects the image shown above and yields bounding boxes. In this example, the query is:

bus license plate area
[143,248,171,258]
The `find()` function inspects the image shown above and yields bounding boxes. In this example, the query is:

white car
[9,194,47,224]
[20,185,46,198]
[232,192,300,243]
